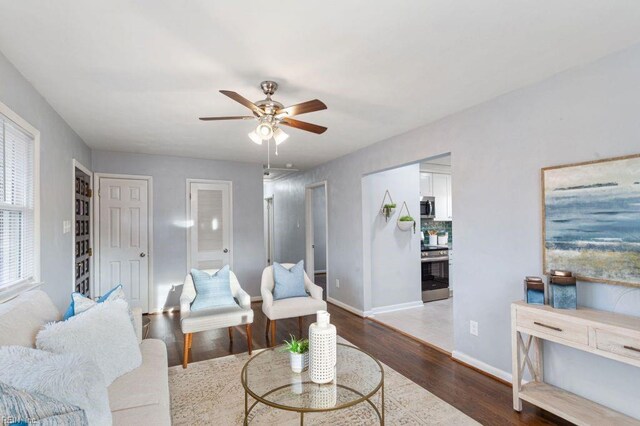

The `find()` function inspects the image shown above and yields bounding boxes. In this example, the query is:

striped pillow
[0,382,88,426]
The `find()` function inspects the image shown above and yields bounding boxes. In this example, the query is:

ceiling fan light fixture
[248,130,263,145]
[256,122,273,140]
[273,127,289,145]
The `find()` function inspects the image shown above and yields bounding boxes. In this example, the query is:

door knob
[140,252,146,258]
[223,248,229,253]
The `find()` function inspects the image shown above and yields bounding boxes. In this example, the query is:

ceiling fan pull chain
[274,137,279,156]
[267,138,271,169]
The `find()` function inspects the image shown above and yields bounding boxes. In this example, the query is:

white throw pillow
[0,346,111,426]
[36,299,142,386]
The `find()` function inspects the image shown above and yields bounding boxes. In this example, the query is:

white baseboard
[250,296,263,302]
[365,300,424,317]
[327,297,365,317]
[451,350,512,383]
[314,269,327,274]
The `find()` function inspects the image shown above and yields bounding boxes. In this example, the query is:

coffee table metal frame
[240,343,385,425]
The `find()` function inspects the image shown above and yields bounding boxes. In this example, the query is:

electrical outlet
[470,320,479,336]
[335,279,340,288]
[63,220,71,234]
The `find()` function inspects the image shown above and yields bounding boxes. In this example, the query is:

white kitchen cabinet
[420,172,433,197]
[432,173,452,221]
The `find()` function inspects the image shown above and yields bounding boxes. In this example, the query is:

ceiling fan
[199,81,327,146]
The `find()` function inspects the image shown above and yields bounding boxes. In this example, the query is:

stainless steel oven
[421,246,449,302]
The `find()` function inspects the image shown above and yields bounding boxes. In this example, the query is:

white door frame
[305,181,329,298]
[71,159,93,294]
[264,196,275,265]
[93,173,153,309]
[185,179,234,271]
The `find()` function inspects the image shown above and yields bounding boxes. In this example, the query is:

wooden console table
[511,301,640,425]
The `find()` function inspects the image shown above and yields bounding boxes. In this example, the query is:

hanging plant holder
[396,201,416,233]
[379,190,396,222]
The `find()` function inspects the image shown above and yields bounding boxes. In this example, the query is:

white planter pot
[397,220,414,232]
[290,352,309,373]
[438,234,448,245]
[428,235,438,245]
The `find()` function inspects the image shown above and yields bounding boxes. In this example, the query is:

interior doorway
[187,180,233,271]
[305,182,328,300]
[95,174,152,312]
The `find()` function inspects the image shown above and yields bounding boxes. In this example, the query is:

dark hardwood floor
[148,302,570,425]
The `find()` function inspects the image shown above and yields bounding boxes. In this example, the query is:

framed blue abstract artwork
[542,154,640,287]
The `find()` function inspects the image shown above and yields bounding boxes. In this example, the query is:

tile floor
[372,297,453,353]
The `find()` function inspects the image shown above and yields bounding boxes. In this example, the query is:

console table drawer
[517,309,589,345]
[596,329,640,362]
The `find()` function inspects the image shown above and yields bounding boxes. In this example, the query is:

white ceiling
[2,1,640,169]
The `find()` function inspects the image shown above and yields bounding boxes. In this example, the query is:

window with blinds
[0,113,36,291]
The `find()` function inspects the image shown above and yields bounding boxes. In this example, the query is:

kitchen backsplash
[421,220,453,243]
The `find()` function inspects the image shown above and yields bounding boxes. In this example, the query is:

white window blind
[0,113,35,291]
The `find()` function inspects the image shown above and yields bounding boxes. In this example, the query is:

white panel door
[189,182,231,270]
[99,178,149,312]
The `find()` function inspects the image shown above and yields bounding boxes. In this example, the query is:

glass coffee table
[241,343,385,425]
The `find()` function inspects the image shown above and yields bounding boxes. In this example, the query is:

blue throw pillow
[273,261,308,300]
[63,285,127,320]
[190,266,237,311]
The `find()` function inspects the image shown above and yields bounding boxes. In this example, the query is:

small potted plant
[397,215,416,232]
[283,335,309,373]
[381,203,396,221]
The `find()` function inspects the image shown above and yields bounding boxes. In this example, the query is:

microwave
[420,196,435,219]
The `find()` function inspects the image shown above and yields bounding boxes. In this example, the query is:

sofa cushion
[36,300,142,386]
[109,339,169,411]
[0,382,88,426]
[0,289,59,348]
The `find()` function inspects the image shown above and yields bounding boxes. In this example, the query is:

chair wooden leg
[298,316,303,337]
[188,333,192,349]
[266,319,271,336]
[270,320,276,347]
[228,327,233,342]
[246,324,253,355]
[183,333,192,369]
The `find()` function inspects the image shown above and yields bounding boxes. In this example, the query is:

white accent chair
[180,269,254,368]
[261,263,327,346]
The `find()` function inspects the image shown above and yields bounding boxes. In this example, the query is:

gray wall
[312,186,327,271]
[272,43,640,417]
[362,164,421,311]
[0,51,92,311]
[91,150,265,311]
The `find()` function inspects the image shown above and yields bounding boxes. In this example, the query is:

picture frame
[541,153,640,288]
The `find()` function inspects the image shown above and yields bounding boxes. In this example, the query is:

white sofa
[0,289,171,425]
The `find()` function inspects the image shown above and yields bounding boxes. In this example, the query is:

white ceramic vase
[309,311,337,384]
[290,351,309,373]
[428,235,438,245]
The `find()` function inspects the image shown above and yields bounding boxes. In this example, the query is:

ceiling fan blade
[199,116,254,121]
[219,90,264,116]
[280,117,327,134]
[276,99,327,117]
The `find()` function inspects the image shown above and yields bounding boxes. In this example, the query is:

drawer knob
[624,345,640,353]
[533,321,562,332]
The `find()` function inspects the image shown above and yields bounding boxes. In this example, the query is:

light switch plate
[63,220,71,234]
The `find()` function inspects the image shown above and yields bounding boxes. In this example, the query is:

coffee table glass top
[241,343,383,411]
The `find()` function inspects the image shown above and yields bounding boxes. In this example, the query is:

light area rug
[168,338,479,425]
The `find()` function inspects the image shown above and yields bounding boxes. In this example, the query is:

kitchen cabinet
[432,173,452,221]
[420,172,433,197]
